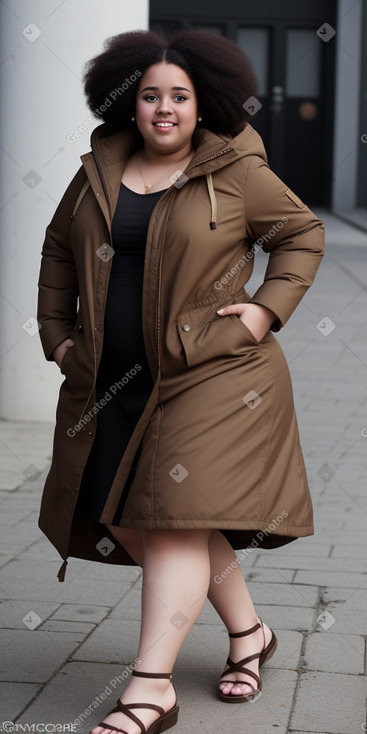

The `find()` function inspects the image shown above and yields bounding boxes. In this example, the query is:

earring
[131,116,135,122]
[197,116,202,122]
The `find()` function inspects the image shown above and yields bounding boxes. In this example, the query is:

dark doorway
[150,0,336,206]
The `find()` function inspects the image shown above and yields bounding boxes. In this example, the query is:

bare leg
[207,530,272,696]
[92,529,211,734]
[107,525,273,698]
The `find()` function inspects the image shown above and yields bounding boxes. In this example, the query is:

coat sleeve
[245,157,325,332]
[37,165,87,361]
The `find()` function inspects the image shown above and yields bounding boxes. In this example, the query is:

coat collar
[87,122,267,180]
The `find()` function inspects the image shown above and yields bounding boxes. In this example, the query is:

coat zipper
[155,148,234,373]
[156,194,175,374]
[186,147,234,172]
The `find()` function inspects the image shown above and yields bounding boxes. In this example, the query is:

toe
[231,683,253,697]
[219,681,234,695]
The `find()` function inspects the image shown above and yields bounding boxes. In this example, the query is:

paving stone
[0,554,15,568]
[253,605,315,631]
[109,588,145,621]
[254,555,367,573]
[0,629,86,682]
[0,491,41,510]
[244,567,296,583]
[0,520,43,546]
[40,620,96,634]
[0,558,134,604]
[50,603,112,624]
[14,661,141,730]
[71,618,141,663]
[0,681,41,720]
[0,599,60,629]
[317,530,367,545]
[289,671,366,733]
[302,631,364,673]
[313,607,367,636]
[321,586,367,610]
[293,570,367,588]
[0,509,34,525]
[331,544,367,558]
[245,581,319,608]
[18,538,61,560]
[272,541,332,557]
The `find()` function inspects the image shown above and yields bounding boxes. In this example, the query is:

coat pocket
[177,310,262,369]
[60,345,75,376]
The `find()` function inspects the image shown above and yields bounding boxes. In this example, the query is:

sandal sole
[218,688,262,704]
[145,705,179,733]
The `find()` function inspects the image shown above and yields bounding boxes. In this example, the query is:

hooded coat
[37,123,325,579]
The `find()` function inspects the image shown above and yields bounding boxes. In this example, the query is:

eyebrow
[139,86,191,93]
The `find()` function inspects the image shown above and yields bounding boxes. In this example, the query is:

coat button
[182,324,190,332]
[77,325,83,332]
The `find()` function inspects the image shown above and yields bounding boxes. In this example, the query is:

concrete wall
[0,0,149,421]
[332,0,363,211]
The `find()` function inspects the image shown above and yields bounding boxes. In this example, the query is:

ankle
[125,673,174,696]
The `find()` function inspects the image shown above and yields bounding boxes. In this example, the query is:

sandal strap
[133,670,173,680]
[128,702,165,715]
[229,621,261,639]
[221,654,261,687]
[98,672,174,734]
[225,652,261,672]
[111,700,146,733]
[98,725,128,734]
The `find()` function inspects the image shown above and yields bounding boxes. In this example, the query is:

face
[135,62,199,154]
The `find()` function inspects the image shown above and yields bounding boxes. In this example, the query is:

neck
[140,142,195,167]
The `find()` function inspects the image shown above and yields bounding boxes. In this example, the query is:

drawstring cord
[206,173,217,230]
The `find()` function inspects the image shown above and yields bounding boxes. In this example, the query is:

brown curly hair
[83,29,259,138]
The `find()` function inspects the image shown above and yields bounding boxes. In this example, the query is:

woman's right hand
[52,338,75,368]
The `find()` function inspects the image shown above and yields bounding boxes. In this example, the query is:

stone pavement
[0,212,366,734]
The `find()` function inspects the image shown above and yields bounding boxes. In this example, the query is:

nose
[156,96,173,115]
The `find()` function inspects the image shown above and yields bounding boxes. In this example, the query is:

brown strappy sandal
[219,618,277,703]
[96,670,179,733]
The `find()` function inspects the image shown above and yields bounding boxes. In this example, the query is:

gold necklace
[136,151,192,192]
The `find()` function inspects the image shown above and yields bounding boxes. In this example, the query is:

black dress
[75,183,166,524]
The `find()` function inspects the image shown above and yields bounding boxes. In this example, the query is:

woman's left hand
[217,302,277,342]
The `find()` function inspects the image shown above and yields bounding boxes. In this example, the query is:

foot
[219,617,273,698]
[90,675,177,734]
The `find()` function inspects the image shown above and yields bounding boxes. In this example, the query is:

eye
[143,94,158,102]
[173,95,187,103]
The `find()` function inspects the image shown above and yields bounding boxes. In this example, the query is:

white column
[332,0,363,211]
[0,0,149,420]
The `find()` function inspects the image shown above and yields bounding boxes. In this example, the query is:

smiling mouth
[153,122,177,128]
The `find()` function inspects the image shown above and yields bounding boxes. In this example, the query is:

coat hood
[88,122,268,178]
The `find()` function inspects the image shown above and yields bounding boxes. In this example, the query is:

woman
[37,29,324,734]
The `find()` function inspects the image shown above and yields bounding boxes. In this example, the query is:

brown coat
[37,123,324,578]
